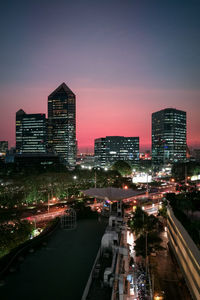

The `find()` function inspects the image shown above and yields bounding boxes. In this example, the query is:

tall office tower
[16,110,47,153]
[152,108,186,165]
[94,136,139,167]
[48,83,76,166]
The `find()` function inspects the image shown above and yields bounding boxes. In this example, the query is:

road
[150,231,192,300]
[24,207,66,224]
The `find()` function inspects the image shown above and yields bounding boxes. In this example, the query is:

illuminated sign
[132,173,152,183]
[191,174,200,181]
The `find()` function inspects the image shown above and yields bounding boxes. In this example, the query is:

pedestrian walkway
[150,230,192,300]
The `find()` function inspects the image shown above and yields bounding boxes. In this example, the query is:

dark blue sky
[1,0,200,150]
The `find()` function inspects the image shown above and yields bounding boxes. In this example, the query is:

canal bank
[0,217,107,300]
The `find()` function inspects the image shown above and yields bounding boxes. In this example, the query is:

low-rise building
[94,136,139,167]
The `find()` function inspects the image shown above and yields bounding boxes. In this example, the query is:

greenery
[158,200,168,219]
[128,207,164,258]
[0,166,127,209]
[134,232,163,257]
[71,200,98,219]
[0,220,34,258]
[111,160,132,176]
[172,162,200,181]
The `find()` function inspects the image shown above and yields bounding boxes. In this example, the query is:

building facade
[94,136,139,167]
[152,108,186,165]
[167,206,200,300]
[16,109,47,153]
[48,83,76,166]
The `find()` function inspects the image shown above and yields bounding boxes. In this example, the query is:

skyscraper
[94,136,139,167]
[16,109,47,153]
[152,108,186,165]
[48,83,76,166]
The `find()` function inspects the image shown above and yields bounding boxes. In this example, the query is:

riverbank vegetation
[0,220,34,258]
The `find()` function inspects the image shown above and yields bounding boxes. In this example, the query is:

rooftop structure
[83,187,142,201]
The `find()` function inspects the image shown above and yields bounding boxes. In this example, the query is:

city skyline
[0,0,200,151]
[1,82,199,153]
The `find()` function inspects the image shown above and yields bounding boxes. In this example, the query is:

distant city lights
[132,173,152,183]
[191,174,200,181]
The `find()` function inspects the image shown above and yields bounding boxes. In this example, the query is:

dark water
[1,218,107,300]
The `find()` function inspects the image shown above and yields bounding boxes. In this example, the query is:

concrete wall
[167,206,200,300]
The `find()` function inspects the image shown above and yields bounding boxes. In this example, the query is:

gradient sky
[0,0,200,152]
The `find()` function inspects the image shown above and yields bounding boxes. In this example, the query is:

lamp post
[146,173,149,198]
[93,167,100,188]
[94,170,97,188]
[145,231,148,275]
[48,193,50,213]
[146,169,152,198]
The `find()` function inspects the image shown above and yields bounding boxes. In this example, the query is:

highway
[24,207,67,224]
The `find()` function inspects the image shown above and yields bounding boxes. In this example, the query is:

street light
[48,193,50,213]
[146,169,152,198]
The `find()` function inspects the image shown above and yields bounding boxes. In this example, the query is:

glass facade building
[94,136,139,167]
[152,108,186,165]
[48,83,76,166]
[16,109,47,153]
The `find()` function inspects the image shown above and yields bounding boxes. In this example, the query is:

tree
[128,207,164,258]
[134,232,164,258]
[158,200,168,219]
[128,207,158,236]
[111,160,132,176]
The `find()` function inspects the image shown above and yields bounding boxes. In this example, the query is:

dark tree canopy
[111,160,132,176]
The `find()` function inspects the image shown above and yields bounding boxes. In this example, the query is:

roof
[82,187,141,201]
[48,82,75,99]
[16,109,26,116]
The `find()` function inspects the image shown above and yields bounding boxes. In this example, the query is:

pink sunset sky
[0,1,200,152]
[0,83,200,153]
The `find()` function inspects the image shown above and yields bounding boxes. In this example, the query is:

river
[1,217,107,300]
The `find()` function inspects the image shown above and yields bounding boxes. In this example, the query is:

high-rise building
[152,108,186,165]
[94,136,139,167]
[16,109,47,153]
[48,83,76,166]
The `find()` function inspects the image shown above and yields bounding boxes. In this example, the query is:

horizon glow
[0,1,200,152]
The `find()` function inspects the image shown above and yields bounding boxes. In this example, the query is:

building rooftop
[83,187,142,201]
[48,82,75,99]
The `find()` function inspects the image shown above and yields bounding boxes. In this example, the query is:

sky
[0,0,200,152]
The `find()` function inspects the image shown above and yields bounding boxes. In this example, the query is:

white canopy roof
[82,187,142,201]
